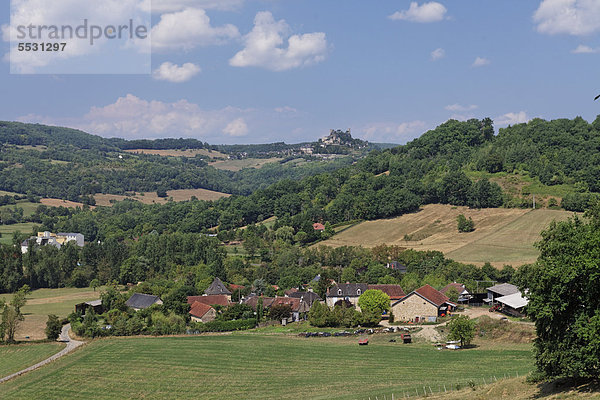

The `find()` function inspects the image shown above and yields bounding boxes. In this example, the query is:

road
[0,324,85,384]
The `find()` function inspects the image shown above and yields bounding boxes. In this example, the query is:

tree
[525,211,600,379]
[90,278,100,292]
[358,289,390,326]
[45,314,62,340]
[268,304,292,322]
[447,315,475,347]
[308,301,329,327]
[457,214,475,232]
[445,287,460,303]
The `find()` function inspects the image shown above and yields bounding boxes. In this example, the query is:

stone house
[204,277,232,301]
[326,283,368,310]
[391,284,456,323]
[189,301,217,323]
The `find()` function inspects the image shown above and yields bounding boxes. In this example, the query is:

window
[338,289,342,295]
[357,289,361,295]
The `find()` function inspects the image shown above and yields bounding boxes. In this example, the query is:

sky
[1,0,599,144]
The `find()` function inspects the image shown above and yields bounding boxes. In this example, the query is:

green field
[0,335,532,400]
[0,223,38,244]
[0,342,64,378]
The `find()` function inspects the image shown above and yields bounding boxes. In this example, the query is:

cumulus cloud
[19,94,253,139]
[495,111,530,126]
[153,62,201,82]
[472,56,490,67]
[151,8,239,52]
[572,44,599,53]
[2,0,149,73]
[445,104,478,112]
[222,118,249,136]
[533,0,600,36]
[229,11,328,71]
[388,2,447,23]
[362,121,427,142]
[430,48,445,61]
[141,0,244,13]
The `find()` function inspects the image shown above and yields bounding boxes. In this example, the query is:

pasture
[0,222,38,245]
[208,156,284,171]
[0,343,64,378]
[0,334,532,400]
[319,204,574,267]
[0,287,102,341]
[124,148,228,159]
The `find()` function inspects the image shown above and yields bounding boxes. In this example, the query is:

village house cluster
[21,231,84,254]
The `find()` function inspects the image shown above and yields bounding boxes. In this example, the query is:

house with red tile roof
[440,282,471,303]
[186,295,230,307]
[390,284,457,323]
[368,284,405,301]
[313,223,325,231]
[189,301,217,323]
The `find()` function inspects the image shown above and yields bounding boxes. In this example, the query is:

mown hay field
[0,343,65,378]
[0,334,532,400]
[94,188,230,206]
[320,204,574,267]
[0,288,102,341]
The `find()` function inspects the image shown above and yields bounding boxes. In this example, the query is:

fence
[360,370,524,400]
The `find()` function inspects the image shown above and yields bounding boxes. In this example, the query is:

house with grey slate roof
[126,293,163,311]
[204,278,232,300]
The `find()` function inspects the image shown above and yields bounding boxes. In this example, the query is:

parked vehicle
[358,338,369,345]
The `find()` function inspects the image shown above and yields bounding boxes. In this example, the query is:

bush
[457,214,475,232]
[45,314,62,340]
[191,319,256,332]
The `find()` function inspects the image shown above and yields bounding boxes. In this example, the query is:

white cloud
[229,11,328,71]
[388,2,447,23]
[495,111,530,126]
[141,0,244,13]
[2,0,149,73]
[19,94,252,139]
[472,56,490,67]
[222,118,249,136]
[445,104,478,112]
[533,0,600,36]
[153,62,201,82]
[151,8,239,52]
[362,121,427,142]
[430,48,445,61]
[274,106,298,113]
[572,44,599,53]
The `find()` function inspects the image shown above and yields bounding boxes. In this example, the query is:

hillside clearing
[319,204,574,267]
[208,157,284,171]
[0,222,38,244]
[124,148,228,159]
[40,198,87,209]
[94,188,230,206]
[0,335,532,400]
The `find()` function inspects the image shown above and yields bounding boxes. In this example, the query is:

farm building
[21,231,84,253]
[126,293,163,311]
[204,277,232,300]
[286,291,322,307]
[326,283,368,310]
[440,282,472,303]
[495,292,529,317]
[270,297,310,322]
[485,283,520,304]
[187,295,230,307]
[189,301,217,323]
[391,284,457,323]
[75,299,103,316]
[386,261,407,273]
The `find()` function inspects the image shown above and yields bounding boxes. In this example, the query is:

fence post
[444,384,447,393]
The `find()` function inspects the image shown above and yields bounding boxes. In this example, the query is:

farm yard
[0,334,532,400]
[320,204,573,267]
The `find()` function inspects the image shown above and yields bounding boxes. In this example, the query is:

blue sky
[1,0,599,144]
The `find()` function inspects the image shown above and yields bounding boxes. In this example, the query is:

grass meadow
[0,222,38,245]
[0,287,102,341]
[0,334,533,400]
[0,343,65,378]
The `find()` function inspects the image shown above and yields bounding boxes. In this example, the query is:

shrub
[457,214,475,232]
[192,319,256,332]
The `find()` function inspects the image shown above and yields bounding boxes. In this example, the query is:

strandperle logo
[15,19,149,45]
[9,0,151,74]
